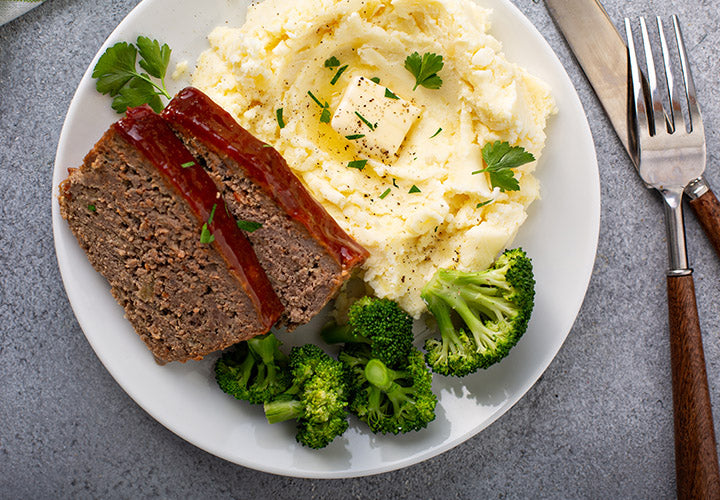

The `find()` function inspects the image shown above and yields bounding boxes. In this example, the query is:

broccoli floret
[215,333,290,404]
[321,296,414,368]
[421,248,535,376]
[263,344,350,449]
[339,344,437,435]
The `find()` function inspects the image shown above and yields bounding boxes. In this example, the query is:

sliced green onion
[330,65,349,85]
[355,111,376,131]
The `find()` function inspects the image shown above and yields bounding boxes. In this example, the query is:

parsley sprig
[237,219,263,232]
[404,52,444,90]
[384,88,399,99]
[324,56,341,68]
[200,204,217,244]
[348,160,367,170]
[93,36,172,114]
[472,141,535,192]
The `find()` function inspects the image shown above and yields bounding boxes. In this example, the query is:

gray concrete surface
[1,0,719,497]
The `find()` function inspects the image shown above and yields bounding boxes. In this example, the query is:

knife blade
[545,0,720,259]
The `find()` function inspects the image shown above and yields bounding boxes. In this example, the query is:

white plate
[52,0,599,478]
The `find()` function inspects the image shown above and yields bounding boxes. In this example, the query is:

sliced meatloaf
[162,87,369,329]
[58,105,284,363]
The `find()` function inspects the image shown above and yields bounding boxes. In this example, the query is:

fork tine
[657,17,681,133]
[625,18,649,140]
[640,17,667,135]
[673,15,703,133]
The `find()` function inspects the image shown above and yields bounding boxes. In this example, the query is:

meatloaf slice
[58,105,284,363]
[162,87,369,329]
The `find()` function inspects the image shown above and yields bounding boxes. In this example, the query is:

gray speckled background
[1,0,719,497]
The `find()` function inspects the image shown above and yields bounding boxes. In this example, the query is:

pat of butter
[331,76,421,160]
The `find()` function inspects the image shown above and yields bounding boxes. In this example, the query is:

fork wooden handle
[667,273,720,499]
[689,190,720,261]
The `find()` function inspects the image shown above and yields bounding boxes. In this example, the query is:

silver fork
[625,16,720,498]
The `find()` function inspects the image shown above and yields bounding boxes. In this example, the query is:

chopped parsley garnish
[348,159,367,170]
[261,144,273,148]
[200,226,214,244]
[384,88,399,99]
[87,204,96,212]
[308,91,331,123]
[276,108,285,129]
[370,77,381,84]
[379,187,391,199]
[408,184,421,193]
[345,134,365,140]
[320,108,331,123]
[92,36,172,113]
[200,203,217,244]
[404,52,444,90]
[476,200,493,209]
[430,128,442,138]
[472,141,535,192]
[330,65,348,85]
[237,219,263,232]
[324,56,341,68]
[180,161,195,168]
[355,111,376,131]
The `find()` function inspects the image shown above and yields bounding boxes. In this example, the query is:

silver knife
[545,0,720,259]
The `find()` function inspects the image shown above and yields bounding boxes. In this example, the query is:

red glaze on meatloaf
[59,105,284,362]
[162,87,369,328]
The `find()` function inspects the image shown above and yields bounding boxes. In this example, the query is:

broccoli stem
[264,399,305,424]
[458,286,515,322]
[365,359,395,391]
[320,322,371,345]
[247,334,282,364]
[425,297,460,360]
[474,266,512,290]
[247,335,286,388]
[365,359,412,420]
[440,289,485,337]
[231,350,257,387]
[385,386,412,417]
[428,279,501,353]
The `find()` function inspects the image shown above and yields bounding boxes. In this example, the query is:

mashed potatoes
[192,0,555,317]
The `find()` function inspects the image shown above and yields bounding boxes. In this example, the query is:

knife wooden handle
[689,190,720,260]
[666,273,720,499]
